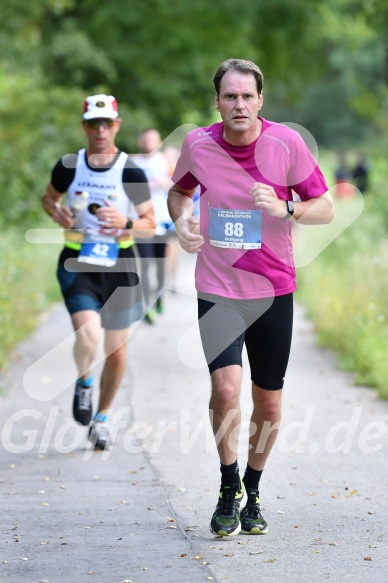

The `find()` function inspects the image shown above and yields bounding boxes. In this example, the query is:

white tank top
[66,149,135,235]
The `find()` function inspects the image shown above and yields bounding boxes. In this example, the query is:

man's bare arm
[251,183,334,225]
[132,199,157,238]
[290,192,334,224]
[42,183,73,228]
[168,184,204,253]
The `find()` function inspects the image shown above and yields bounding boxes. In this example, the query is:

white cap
[83,94,119,120]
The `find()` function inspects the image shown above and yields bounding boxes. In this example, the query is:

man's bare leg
[97,327,130,413]
[71,310,101,380]
[240,384,282,535]
[209,365,242,465]
[71,310,101,426]
[248,384,282,471]
[88,326,130,450]
[209,365,244,536]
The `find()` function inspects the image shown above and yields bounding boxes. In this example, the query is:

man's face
[138,130,161,154]
[215,71,263,138]
[82,118,121,152]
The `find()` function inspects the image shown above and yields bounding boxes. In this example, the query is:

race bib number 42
[209,208,262,249]
[78,233,119,266]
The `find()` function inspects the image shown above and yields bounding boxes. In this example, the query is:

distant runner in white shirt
[131,129,172,321]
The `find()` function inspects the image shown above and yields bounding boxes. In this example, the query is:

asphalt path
[1,253,388,583]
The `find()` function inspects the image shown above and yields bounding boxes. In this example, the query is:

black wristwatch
[281,200,294,220]
[125,218,133,229]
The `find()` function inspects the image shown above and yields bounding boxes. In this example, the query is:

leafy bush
[0,225,62,370]
[297,151,388,399]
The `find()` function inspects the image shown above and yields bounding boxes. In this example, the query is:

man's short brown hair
[213,59,264,96]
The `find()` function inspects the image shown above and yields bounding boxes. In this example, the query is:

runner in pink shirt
[168,59,334,536]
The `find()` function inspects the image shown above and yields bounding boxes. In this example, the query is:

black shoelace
[246,493,261,518]
[220,487,238,515]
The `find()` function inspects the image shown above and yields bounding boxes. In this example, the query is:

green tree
[1,0,387,224]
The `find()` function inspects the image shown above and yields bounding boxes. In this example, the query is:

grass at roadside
[0,226,62,371]
[296,150,388,399]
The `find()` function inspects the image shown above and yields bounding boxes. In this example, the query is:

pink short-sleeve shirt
[172,118,328,299]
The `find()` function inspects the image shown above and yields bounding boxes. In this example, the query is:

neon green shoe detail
[240,490,268,534]
[144,308,157,324]
[210,477,245,536]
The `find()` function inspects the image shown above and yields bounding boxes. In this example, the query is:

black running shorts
[57,246,143,330]
[197,292,293,390]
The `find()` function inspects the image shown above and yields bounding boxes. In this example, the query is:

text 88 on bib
[209,208,262,250]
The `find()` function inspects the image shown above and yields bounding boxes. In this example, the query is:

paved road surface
[1,254,388,583]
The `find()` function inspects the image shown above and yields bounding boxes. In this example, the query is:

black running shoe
[210,478,245,536]
[73,381,93,426]
[88,421,111,450]
[240,490,268,534]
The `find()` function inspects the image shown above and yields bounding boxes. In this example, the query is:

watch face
[287,201,294,215]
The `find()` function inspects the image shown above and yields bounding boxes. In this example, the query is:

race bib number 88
[209,208,262,249]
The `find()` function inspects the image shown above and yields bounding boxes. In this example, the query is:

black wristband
[281,200,294,220]
[125,218,133,229]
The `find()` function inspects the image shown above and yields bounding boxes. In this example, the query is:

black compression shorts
[135,234,168,259]
[197,292,293,390]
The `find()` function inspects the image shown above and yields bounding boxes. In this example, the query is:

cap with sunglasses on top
[83,94,119,120]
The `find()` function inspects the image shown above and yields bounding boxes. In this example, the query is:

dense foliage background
[1,0,387,225]
[0,0,387,395]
